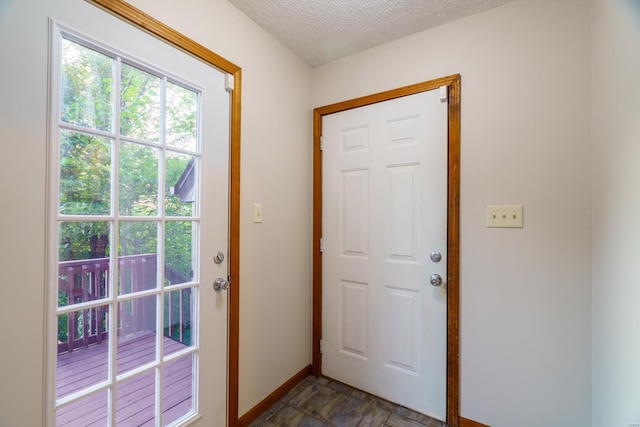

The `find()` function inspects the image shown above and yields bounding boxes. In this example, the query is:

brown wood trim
[228,68,243,427]
[88,0,240,73]
[447,75,462,427]
[237,365,312,427]
[312,108,323,377]
[314,75,458,116]
[86,2,242,426]
[312,74,461,426]
[459,417,491,427]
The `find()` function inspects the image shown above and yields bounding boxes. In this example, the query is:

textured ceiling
[227,0,515,66]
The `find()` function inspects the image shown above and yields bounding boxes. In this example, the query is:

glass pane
[59,130,111,215]
[116,370,156,426]
[164,221,193,286]
[61,38,113,132]
[166,82,197,151]
[58,221,110,307]
[117,296,157,374]
[164,288,194,352]
[165,152,196,216]
[56,389,108,427]
[56,306,109,398]
[162,355,194,426]
[119,142,159,216]
[118,221,158,295]
[120,63,160,142]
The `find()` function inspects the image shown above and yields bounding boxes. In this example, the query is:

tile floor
[248,375,447,427]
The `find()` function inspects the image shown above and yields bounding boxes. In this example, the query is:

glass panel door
[52,32,205,426]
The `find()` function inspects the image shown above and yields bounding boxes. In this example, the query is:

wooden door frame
[87,1,242,425]
[313,74,461,427]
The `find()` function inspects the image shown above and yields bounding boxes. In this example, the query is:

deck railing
[57,254,191,355]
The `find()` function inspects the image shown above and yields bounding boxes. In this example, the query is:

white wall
[591,0,640,426]
[0,0,312,423]
[312,0,592,425]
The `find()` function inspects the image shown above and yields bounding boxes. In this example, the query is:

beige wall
[0,0,312,423]
[312,0,592,425]
[591,0,640,426]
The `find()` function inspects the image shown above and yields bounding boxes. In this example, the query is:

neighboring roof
[173,157,196,203]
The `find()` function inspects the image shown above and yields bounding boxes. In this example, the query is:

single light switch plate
[486,205,523,228]
[253,203,263,223]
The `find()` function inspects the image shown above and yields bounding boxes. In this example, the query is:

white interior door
[47,7,230,426]
[322,88,448,420]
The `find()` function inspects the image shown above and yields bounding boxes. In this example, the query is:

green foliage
[119,142,158,216]
[120,63,160,141]
[164,290,192,345]
[119,221,157,257]
[61,38,112,132]
[166,81,197,151]
[57,38,201,346]
[59,40,112,266]
[165,221,193,279]
[57,303,68,343]
[59,221,110,262]
[60,131,111,216]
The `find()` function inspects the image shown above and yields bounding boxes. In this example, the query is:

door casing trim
[312,74,461,427]
[86,1,242,425]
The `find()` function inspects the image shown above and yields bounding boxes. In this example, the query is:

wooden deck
[56,332,193,426]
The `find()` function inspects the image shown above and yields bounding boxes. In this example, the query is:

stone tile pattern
[249,376,447,427]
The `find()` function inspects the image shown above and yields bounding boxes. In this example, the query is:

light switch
[253,203,263,223]
[486,205,523,228]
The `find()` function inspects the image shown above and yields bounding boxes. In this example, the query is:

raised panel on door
[384,286,420,375]
[386,164,420,262]
[340,280,370,360]
[341,169,370,258]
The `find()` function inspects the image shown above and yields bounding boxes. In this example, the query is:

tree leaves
[59,37,197,289]
[61,39,112,132]
[120,63,160,141]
